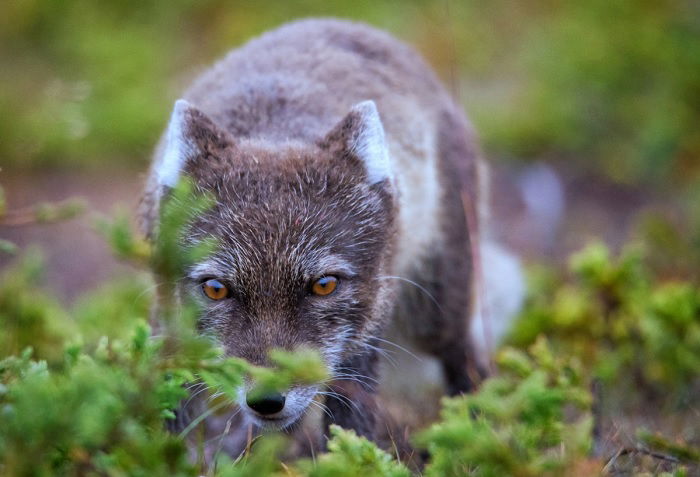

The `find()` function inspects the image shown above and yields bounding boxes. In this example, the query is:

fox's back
[184,19,448,140]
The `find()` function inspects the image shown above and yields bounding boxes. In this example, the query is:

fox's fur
[141,18,520,454]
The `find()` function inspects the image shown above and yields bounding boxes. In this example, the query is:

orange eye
[311,276,338,296]
[202,279,229,300]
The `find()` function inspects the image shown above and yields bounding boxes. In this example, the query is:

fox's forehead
[195,143,363,201]
[188,252,358,283]
[190,150,381,236]
[191,194,369,271]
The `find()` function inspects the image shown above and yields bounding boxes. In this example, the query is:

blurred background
[1,0,699,301]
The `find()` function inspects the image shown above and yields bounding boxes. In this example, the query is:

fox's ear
[320,100,393,186]
[157,99,233,188]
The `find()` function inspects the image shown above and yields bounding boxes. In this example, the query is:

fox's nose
[246,392,286,415]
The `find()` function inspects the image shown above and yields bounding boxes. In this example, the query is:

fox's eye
[311,276,338,296]
[202,279,229,300]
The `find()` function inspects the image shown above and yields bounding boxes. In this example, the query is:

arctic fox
[140,18,522,444]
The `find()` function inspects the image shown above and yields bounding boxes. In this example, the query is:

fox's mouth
[246,411,303,430]
[237,385,318,431]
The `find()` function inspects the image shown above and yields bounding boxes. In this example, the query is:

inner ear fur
[157,99,235,189]
[319,100,393,186]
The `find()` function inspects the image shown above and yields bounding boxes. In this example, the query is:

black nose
[246,392,286,415]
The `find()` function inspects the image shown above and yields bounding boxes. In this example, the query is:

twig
[603,446,681,473]
[590,378,603,458]
[0,198,86,226]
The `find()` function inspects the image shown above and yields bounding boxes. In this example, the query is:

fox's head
[149,99,397,429]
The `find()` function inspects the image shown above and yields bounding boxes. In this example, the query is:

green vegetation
[416,338,593,477]
[2,0,699,190]
[1,183,698,475]
[466,0,700,187]
[510,242,700,396]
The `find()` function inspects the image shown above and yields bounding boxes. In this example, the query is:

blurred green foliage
[636,192,700,282]
[0,329,196,476]
[417,337,593,477]
[0,0,400,169]
[472,0,700,186]
[71,275,153,343]
[2,0,698,190]
[297,425,411,477]
[509,242,700,397]
[0,183,698,474]
[0,251,74,364]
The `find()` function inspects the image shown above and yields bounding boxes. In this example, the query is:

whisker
[206,406,241,448]
[326,376,373,389]
[185,381,207,392]
[361,341,398,368]
[183,382,211,408]
[377,275,445,315]
[177,399,231,439]
[206,391,227,404]
[372,336,424,363]
[328,373,378,386]
[318,389,363,415]
[309,399,334,421]
[132,280,161,304]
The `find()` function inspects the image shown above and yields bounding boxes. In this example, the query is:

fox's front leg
[322,349,379,440]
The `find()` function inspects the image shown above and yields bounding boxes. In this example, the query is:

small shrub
[417,337,593,477]
[509,242,700,394]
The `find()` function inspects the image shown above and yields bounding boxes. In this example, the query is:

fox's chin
[245,411,304,431]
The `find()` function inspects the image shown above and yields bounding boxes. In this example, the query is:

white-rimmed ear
[321,100,392,185]
[349,101,391,184]
[157,99,199,188]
